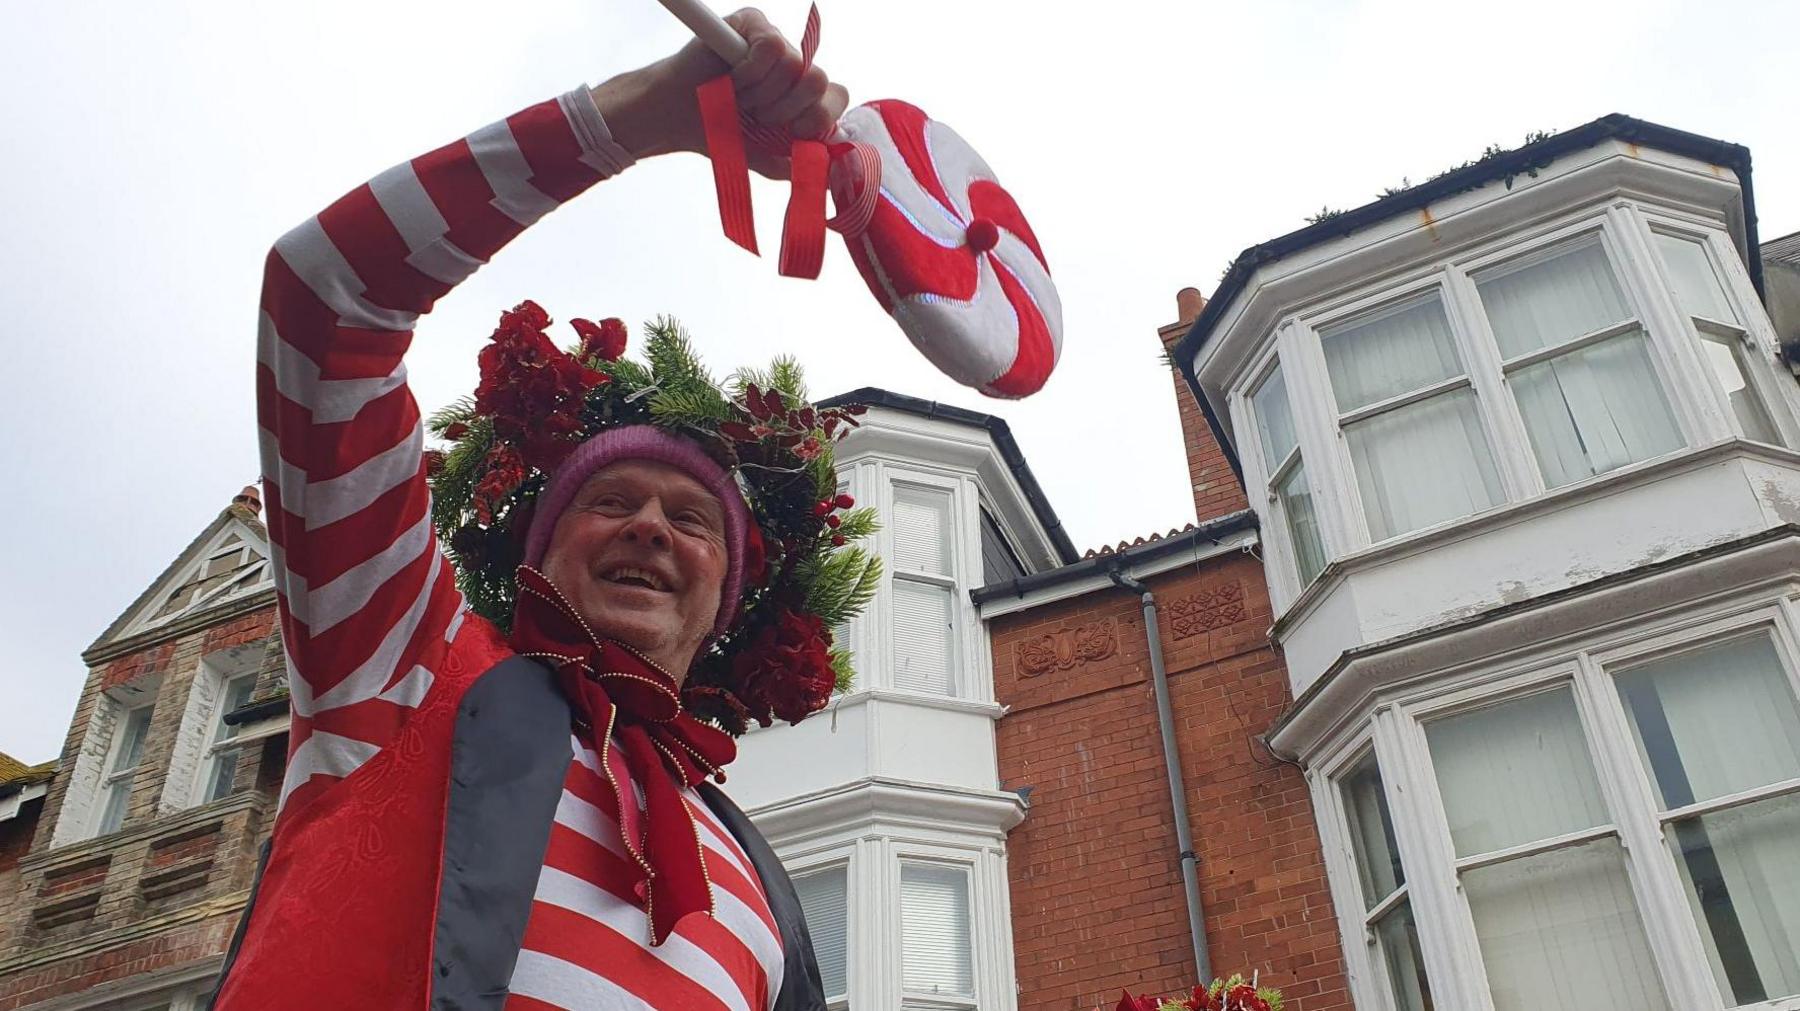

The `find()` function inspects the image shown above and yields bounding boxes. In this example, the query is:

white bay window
[1652,230,1782,445]
[1320,605,1800,1011]
[795,864,850,1007]
[1615,635,1800,1004]
[1251,363,1328,586]
[1424,686,1669,1010]
[1475,237,1683,489]
[1340,752,1433,1011]
[1320,294,1503,540]
[890,485,956,696]
[900,861,975,1006]
[1236,210,1789,591]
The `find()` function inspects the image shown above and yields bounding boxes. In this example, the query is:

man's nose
[619,501,672,548]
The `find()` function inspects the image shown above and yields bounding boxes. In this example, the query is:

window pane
[1464,837,1670,1011]
[1616,635,1800,809]
[205,751,241,803]
[1322,296,1466,412]
[1478,240,1633,359]
[114,707,152,774]
[1669,792,1800,1003]
[795,866,850,1000]
[1512,330,1683,488]
[900,863,973,997]
[1341,752,1405,907]
[1656,232,1739,324]
[1426,687,1608,856]
[892,487,951,576]
[1344,388,1503,540]
[97,776,133,835]
[892,580,953,695]
[1699,334,1779,444]
[1252,365,1300,470]
[1277,461,1327,585]
[1373,901,1435,1011]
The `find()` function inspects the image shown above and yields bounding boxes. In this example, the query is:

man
[213,12,871,1009]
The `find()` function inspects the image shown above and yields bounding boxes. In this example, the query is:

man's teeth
[604,567,667,591]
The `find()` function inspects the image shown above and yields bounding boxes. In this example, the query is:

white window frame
[885,473,965,699]
[92,700,155,838]
[791,854,855,1011]
[1317,597,1800,1011]
[1233,203,1791,604]
[1639,215,1796,448]
[1316,732,1437,1011]
[1235,344,1333,607]
[197,671,258,804]
[892,853,979,1011]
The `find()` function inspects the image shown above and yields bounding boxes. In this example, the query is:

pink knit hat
[522,426,752,634]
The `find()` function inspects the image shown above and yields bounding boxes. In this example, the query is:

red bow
[696,4,880,278]
[510,566,739,946]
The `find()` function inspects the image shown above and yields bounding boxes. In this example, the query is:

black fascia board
[820,388,1080,565]
[1173,114,1762,490]
[970,509,1259,605]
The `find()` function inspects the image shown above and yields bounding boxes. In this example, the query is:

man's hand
[591,8,850,180]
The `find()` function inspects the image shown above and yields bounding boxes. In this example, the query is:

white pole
[654,0,750,66]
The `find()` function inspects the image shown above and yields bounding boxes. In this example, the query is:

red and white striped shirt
[258,84,780,1010]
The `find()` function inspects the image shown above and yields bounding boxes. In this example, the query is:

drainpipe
[1109,564,1212,982]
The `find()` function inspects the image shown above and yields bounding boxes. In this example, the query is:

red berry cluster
[814,493,856,545]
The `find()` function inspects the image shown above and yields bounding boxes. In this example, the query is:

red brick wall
[100,642,175,691]
[0,913,239,1010]
[994,553,1349,1011]
[201,609,275,654]
[1158,320,1248,526]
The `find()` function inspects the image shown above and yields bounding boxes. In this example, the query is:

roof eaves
[971,509,1259,604]
[820,388,1080,565]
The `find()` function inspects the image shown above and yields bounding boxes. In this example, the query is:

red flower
[1222,986,1266,1011]
[473,301,607,471]
[572,317,628,361]
[443,421,470,440]
[1184,986,1220,1011]
[472,444,527,525]
[731,610,837,725]
[1116,992,1164,1011]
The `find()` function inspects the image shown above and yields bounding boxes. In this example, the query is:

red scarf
[509,566,739,945]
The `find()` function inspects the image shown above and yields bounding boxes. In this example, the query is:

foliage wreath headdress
[425,301,882,735]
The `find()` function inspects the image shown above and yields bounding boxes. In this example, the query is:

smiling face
[540,459,730,679]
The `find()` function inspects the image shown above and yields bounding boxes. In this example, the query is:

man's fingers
[790,82,849,141]
[730,32,784,88]
[760,63,829,128]
[740,46,806,113]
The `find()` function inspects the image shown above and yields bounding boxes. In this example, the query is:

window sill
[742,690,1004,735]
[1270,438,1800,638]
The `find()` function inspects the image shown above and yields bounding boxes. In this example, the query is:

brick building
[0,489,288,1010]
[973,305,1349,1010]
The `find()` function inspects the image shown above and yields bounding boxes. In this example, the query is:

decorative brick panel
[994,553,1350,1011]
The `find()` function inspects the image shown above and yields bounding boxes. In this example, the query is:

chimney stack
[233,484,263,516]
[1157,288,1248,524]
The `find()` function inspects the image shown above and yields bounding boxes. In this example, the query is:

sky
[2,0,1796,763]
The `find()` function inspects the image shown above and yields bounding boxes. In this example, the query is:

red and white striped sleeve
[257,88,635,812]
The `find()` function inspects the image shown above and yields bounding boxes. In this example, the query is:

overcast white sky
[3,0,1795,763]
